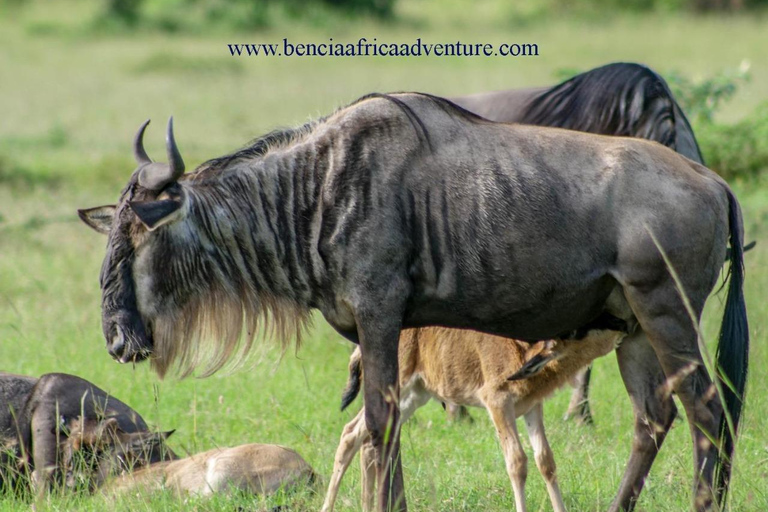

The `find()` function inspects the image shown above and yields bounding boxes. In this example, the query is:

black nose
[108,326,126,360]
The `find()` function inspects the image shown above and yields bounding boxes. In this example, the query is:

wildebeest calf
[321,326,624,512]
[64,418,315,498]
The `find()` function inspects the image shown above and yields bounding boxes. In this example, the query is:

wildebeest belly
[404,271,617,342]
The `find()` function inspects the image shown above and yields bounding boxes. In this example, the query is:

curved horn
[137,117,186,191]
[133,119,152,165]
[166,117,185,177]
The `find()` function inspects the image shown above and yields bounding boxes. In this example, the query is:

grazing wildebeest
[321,326,624,512]
[79,91,748,512]
[451,62,705,423]
[5,373,175,496]
[63,418,311,497]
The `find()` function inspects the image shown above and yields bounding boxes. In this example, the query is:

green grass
[1,1,767,510]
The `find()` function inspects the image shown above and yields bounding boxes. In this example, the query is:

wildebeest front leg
[357,310,406,512]
[609,330,677,512]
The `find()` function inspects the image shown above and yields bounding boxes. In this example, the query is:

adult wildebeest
[79,92,748,512]
[0,372,176,496]
[451,61,705,422]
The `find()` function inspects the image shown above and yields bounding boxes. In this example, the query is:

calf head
[63,417,175,491]
[507,340,562,381]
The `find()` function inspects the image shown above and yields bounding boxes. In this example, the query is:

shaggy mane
[150,284,311,379]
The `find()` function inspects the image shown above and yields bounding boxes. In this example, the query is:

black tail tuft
[714,188,750,507]
[340,348,363,411]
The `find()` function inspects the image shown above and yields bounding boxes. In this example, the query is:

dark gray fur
[452,62,704,164]
[0,372,175,495]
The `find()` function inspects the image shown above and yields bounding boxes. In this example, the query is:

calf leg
[322,408,370,512]
[445,404,473,423]
[481,389,528,512]
[564,367,593,425]
[609,329,677,512]
[524,403,566,512]
[360,441,378,512]
[323,380,429,512]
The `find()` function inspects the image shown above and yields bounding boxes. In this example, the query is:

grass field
[1,1,767,510]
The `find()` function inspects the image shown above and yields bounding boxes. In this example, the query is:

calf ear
[507,352,558,381]
[78,205,116,235]
[129,199,183,231]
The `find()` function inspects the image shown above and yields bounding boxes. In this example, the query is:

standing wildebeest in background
[79,91,747,512]
[451,62,705,423]
[3,372,175,496]
[321,326,624,512]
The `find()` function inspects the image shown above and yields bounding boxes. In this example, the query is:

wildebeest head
[63,417,175,491]
[78,119,188,368]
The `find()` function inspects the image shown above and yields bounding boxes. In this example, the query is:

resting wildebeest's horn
[133,119,152,165]
[137,117,185,191]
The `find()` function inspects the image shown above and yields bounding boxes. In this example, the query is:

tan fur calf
[64,418,314,498]
[322,327,623,512]
[103,443,315,498]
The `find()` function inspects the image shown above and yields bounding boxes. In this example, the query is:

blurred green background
[0,0,767,510]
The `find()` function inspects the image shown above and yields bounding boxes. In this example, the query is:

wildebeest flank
[80,92,748,512]
[451,62,706,423]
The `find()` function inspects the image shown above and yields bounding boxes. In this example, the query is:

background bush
[697,104,768,181]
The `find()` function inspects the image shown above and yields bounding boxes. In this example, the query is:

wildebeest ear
[78,205,116,235]
[129,199,183,231]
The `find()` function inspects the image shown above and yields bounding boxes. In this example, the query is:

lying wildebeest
[0,373,38,491]
[451,61,705,423]
[321,326,624,512]
[64,417,313,498]
[79,91,748,512]
[1,372,175,496]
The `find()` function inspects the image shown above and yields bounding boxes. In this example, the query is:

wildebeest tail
[714,185,749,507]
[340,347,363,411]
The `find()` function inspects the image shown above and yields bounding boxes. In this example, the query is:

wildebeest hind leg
[608,329,677,512]
[622,285,721,511]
